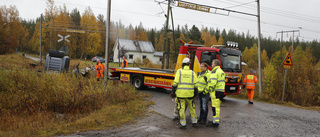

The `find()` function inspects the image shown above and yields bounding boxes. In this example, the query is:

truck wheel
[133,76,144,90]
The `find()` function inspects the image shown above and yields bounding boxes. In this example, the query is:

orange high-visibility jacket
[95,62,103,73]
[243,74,258,89]
[122,59,128,67]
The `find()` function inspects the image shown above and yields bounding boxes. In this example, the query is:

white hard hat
[182,57,190,64]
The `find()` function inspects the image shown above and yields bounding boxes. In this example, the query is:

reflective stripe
[191,117,197,124]
[192,71,194,83]
[211,78,217,80]
[180,119,186,126]
[177,88,194,90]
[212,69,217,73]
[210,86,214,91]
[217,80,225,83]
[215,89,224,92]
[197,82,206,85]
[213,118,219,123]
[179,83,194,85]
[179,70,182,83]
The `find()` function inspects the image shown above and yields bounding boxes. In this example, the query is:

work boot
[207,121,219,127]
[249,101,254,104]
[192,123,197,128]
[180,125,186,130]
[173,116,179,121]
[213,123,220,127]
[199,119,206,124]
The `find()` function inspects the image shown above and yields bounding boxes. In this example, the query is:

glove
[97,68,100,70]
[170,92,176,98]
[204,76,207,83]
[172,86,177,92]
[193,88,198,98]
[170,86,177,98]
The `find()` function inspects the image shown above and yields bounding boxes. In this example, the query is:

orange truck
[109,41,243,96]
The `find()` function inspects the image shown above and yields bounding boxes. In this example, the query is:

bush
[262,46,320,106]
[0,68,150,136]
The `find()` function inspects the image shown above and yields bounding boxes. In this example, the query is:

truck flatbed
[110,67,175,77]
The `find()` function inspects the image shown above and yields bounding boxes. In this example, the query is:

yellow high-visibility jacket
[173,66,198,98]
[205,66,225,93]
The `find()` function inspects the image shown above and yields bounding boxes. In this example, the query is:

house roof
[153,51,163,57]
[117,39,155,53]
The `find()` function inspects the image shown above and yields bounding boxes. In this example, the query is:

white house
[112,39,163,65]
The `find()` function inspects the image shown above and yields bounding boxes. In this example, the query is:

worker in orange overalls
[95,59,104,81]
[122,55,128,67]
[243,70,258,104]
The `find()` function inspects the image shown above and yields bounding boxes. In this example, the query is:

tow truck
[109,41,243,96]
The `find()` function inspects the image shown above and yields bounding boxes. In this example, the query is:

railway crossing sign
[58,34,70,42]
[282,53,293,69]
[58,34,70,54]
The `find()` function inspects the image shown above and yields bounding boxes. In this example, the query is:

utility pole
[276,30,300,55]
[170,9,176,62]
[117,22,120,67]
[40,14,42,66]
[104,0,111,91]
[162,0,171,69]
[257,0,262,97]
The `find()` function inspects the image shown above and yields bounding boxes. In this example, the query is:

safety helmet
[182,57,190,64]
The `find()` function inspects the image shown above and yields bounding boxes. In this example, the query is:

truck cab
[175,43,242,95]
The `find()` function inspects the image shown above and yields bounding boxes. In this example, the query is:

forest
[0,0,320,106]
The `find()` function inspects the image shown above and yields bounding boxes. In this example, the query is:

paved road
[58,88,320,137]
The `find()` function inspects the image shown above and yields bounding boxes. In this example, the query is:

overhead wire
[8,0,319,40]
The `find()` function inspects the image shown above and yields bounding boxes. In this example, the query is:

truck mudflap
[120,73,130,83]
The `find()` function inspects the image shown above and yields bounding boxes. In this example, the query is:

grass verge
[229,89,320,111]
[0,54,153,137]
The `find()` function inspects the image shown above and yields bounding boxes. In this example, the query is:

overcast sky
[1,0,320,42]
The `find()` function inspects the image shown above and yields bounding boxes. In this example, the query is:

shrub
[0,68,150,135]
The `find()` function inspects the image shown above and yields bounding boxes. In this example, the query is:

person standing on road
[95,59,104,81]
[172,57,198,129]
[243,70,258,104]
[196,62,210,124]
[204,59,225,127]
[122,55,128,68]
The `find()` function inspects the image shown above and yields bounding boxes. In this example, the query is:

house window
[142,55,147,59]
[129,54,133,59]
[159,57,162,62]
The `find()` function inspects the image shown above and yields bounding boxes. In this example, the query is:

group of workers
[95,55,128,81]
[171,57,258,129]
[95,55,258,129]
